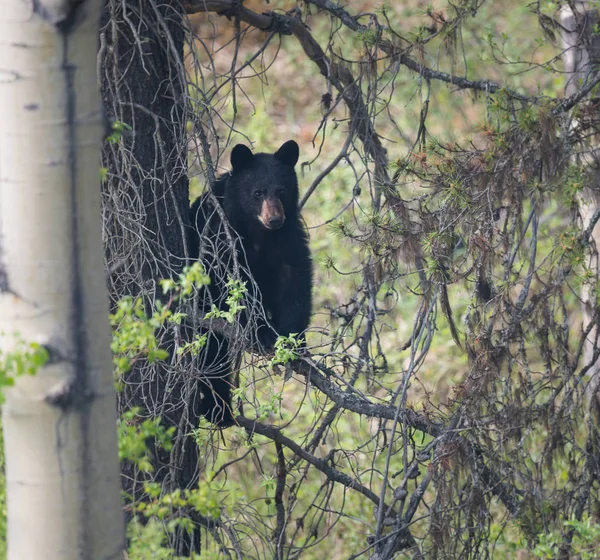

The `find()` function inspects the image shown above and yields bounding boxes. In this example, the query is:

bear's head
[223,140,300,232]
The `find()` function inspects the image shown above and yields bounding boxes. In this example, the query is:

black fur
[189,140,313,427]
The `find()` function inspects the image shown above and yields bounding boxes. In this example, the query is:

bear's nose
[268,216,284,229]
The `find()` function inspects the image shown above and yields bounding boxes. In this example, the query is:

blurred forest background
[7,0,600,558]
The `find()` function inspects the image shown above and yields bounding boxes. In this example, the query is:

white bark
[560,2,600,413]
[0,2,124,559]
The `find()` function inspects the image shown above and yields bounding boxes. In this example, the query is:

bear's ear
[231,144,254,171]
[274,140,299,167]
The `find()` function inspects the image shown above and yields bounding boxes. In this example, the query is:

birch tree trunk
[0,2,124,559]
[560,2,600,416]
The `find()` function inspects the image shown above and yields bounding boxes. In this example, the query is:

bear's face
[225,141,300,232]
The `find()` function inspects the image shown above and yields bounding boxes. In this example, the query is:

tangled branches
[100,0,600,558]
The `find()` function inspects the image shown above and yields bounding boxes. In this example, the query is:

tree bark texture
[0,1,125,558]
[99,0,197,553]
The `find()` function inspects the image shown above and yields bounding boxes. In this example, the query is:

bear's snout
[258,198,285,230]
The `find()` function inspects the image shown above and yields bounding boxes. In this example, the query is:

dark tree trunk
[99,1,200,554]
[100,0,189,285]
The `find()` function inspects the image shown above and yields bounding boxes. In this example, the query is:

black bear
[189,140,313,427]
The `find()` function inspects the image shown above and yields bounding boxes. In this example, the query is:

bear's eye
[276,189,285,198]
[253,190,263,199]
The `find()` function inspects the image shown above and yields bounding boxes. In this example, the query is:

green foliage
[559,165,586,206]
[138,480,221,521]
[260,475,276,496]
[358,28,379,46]
[105,120,132,144]
[230,378,249,404]
[517,104,540,131]
[118,409,175,473]
[255,390,284,422]
[271,334,302,366]
[161,262,211,298]
[0,338,50,555]
[0,335,49,404]
[204,277,247,324]
[127,519,182,560]
[111,263,210,376]
[128,518,222,560]
[533,518,600,559]
[176,333,208,358]
[556,227,587,269]
[113,263,229,554]
[328,217,355,240]
[128,480,223,559]
[110,297,170,376]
